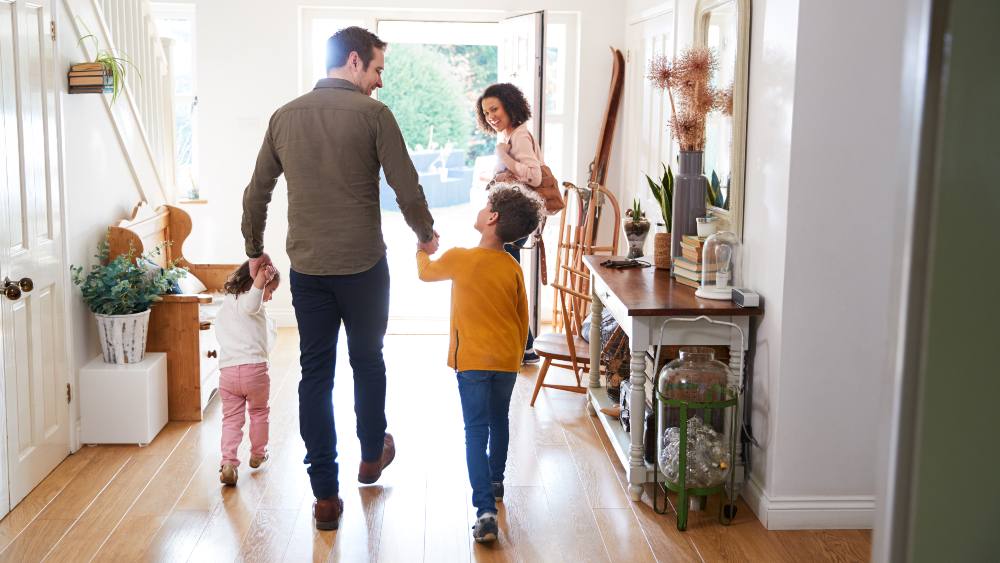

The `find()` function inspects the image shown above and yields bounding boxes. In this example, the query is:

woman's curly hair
[475,83,532,136]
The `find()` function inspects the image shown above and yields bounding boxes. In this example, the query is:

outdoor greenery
[71,234,186,316]
[379,43,498,164]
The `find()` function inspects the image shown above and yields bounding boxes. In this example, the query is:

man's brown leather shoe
[358,433,395,484]
[313,496,344,531]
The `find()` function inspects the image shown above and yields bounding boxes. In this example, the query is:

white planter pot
[95,310,151,364]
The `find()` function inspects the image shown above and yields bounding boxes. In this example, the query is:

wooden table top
[583,255,765,317]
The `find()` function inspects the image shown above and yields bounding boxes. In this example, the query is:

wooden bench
[107,203,240,421]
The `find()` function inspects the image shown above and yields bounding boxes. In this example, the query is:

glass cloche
[695,231,740,300]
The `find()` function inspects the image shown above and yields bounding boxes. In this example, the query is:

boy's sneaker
[219,464,238,486]
[249,453,268,469]
[472,512,499,543]
[492,481,504,502]
[522,350,540,364]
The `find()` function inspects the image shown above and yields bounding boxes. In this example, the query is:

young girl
[476,82,543,364]
[216,261,279,486]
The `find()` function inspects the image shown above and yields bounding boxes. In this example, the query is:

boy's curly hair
[476,83,532,136]
[488,183,544,243]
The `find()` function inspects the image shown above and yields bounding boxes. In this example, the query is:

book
[681,235,706,247]
[674,256,718,273]
[69,75,113,86]
[675,275,700,289]
[69,86,113,94]
[681,244,703,263]
[71,62,105,72]
[673,266,717,283]
[68,70,109,77]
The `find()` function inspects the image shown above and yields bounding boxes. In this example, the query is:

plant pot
[95,310,151,364]
[624,218,651,259]
[654,232,672,270]
[671,151,707,258]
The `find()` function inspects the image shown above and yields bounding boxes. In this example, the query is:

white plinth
[80,352,168,445]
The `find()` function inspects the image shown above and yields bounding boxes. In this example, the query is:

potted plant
[70,24,139,103]
[624,199,651,259]
[648,47,725,259]
[71,234,185,364]
[647,163,674,269]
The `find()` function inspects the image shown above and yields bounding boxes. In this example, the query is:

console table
[583,256,764,501]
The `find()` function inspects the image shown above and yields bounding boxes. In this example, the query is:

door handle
[3,277,32,301]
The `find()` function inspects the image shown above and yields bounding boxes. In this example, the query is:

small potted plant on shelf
[70,24,139,103]
[71,233,185,364]
[624,199,651,259]
[647,163,674,269]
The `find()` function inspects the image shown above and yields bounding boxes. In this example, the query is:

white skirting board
[268,308,298,328]
[743,476,875,530]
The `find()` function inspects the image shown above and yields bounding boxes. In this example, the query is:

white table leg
[628,344,646,501]
[589,278,603,388]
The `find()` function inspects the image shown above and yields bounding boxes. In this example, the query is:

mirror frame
[695,0,751,237]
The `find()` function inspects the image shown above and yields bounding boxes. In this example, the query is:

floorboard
[0,329,871,562]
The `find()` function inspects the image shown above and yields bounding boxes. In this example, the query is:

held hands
[417,230,440,255]
[254,264,278,302]
[249,252,272,278]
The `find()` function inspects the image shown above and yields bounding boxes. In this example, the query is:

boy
[416,183,543,543]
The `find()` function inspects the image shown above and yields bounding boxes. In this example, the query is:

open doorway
[375,21,500,332]
[302,10,578,333]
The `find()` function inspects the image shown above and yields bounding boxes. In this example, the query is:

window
[152,3,198,199]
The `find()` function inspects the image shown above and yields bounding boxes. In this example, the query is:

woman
[475,82,543,364]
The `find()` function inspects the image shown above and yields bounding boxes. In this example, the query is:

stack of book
[68,63,112,94]
[672,235,715,289]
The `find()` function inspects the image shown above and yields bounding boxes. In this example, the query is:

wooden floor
[0,329,871,562]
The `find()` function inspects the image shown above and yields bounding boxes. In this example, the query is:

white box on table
[79,352,168,445]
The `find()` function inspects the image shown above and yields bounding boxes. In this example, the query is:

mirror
[696,0,750,235]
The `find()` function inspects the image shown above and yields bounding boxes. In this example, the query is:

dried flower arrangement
[648,47,731,151]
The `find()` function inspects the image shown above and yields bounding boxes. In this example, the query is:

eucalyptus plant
[646,163,674,232]
[71,234,186,316]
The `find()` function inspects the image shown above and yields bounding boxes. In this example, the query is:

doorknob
[3,277,32,301]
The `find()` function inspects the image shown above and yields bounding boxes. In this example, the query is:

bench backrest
[107,203,193,267]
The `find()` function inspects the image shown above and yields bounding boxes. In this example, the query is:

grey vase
[671,151,707,258]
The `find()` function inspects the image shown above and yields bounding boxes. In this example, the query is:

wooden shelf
[588,386,657,481]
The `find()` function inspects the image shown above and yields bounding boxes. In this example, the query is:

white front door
[498,10,544,335]
[0,0,69,514]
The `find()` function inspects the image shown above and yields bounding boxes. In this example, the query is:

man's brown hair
[326,27,387,72]
[488,184,543,243]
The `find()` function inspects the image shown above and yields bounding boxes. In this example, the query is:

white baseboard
[743,476,875,530]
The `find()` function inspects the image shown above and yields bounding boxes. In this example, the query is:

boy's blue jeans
[456,370,517,517]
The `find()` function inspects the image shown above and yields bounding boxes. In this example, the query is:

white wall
[767,0,913,526]
[621,0,914,530]
[159,0,626,324]
[58,0,163,447]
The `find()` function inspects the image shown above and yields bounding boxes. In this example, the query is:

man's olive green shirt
[241,78,435,275]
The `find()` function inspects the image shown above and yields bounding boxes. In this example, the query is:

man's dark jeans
[291,257,389,500]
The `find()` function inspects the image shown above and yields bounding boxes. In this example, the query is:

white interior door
[622,11,674,221]
[0,0,69,514]
[498,11,543,334]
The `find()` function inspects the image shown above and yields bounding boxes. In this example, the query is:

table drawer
[593,274,630,334]
[199,325,219,384]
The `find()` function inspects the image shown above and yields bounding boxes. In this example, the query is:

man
[241,26,439,531]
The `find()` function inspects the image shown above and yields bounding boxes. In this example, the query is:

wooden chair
[107,203,240,421]
[530,184,621,406]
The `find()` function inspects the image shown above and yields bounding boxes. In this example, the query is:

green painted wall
[909,1,1000,560]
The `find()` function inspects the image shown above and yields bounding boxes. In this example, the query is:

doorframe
[872,0,940,559]
[54,0,79,453]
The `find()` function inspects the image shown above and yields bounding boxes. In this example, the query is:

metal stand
[650,316,746,531]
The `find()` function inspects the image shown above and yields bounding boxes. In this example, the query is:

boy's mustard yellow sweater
[417,247,529,373]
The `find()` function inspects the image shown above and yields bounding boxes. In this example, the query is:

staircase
[65,0,176,204]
